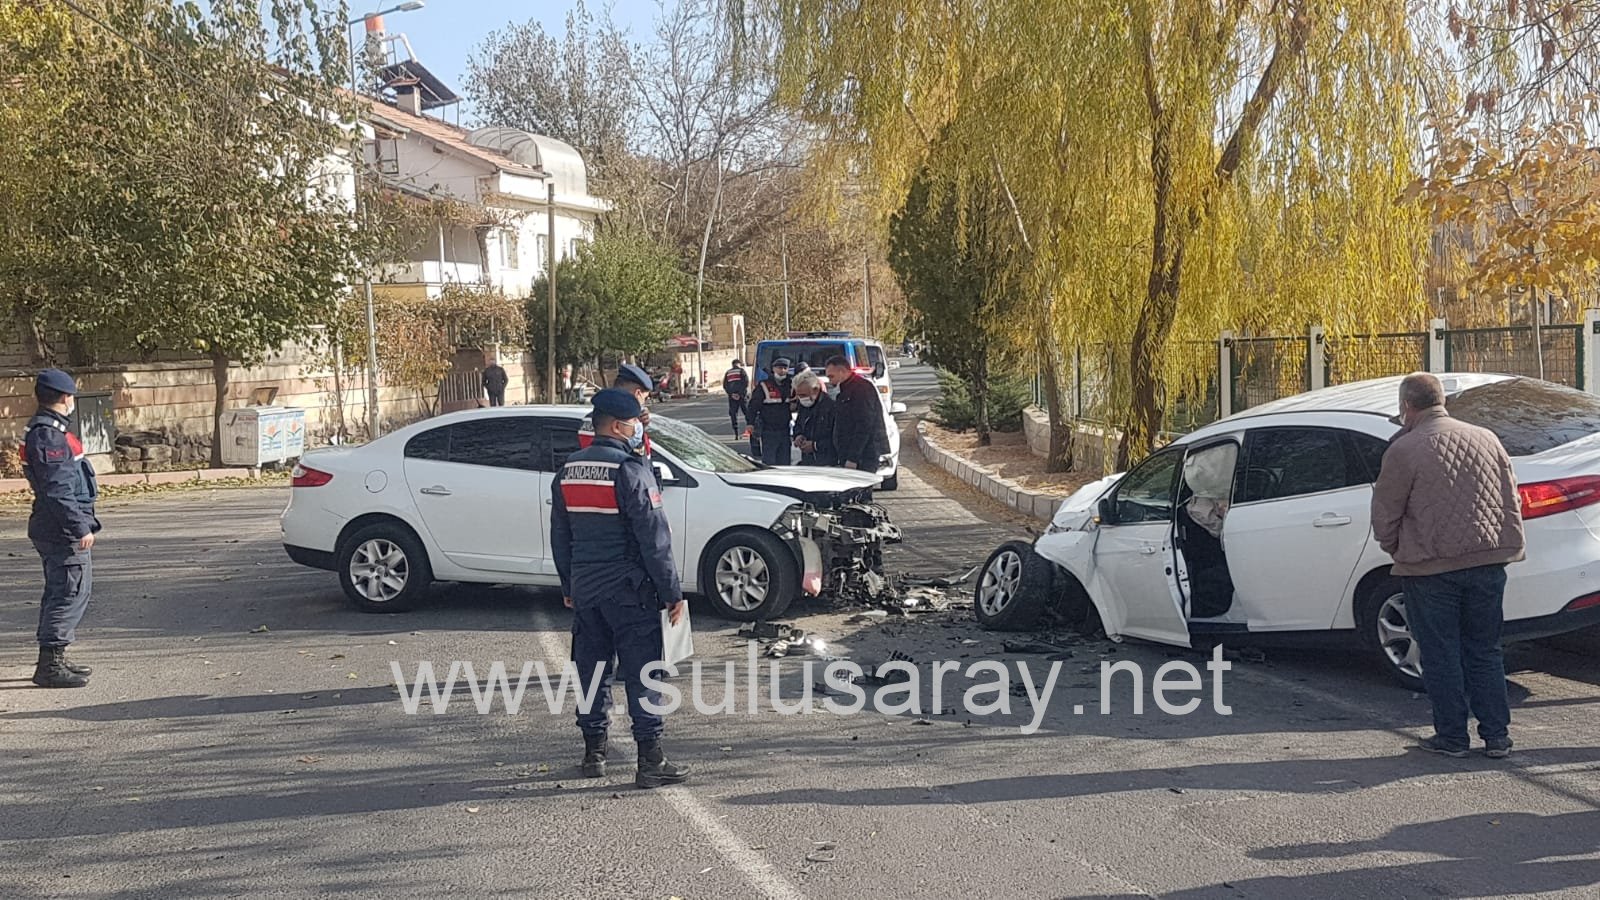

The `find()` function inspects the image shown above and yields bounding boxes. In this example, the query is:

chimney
[396,87,423,116]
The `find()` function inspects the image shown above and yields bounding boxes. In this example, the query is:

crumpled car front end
[773,500,902,602]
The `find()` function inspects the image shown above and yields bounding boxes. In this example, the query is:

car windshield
[758,341,852,372]
[1447,378,1600,456]
[649,415,759,473]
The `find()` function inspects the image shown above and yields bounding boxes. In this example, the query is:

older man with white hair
[1371,372,1525,759]
[790,369,839,466]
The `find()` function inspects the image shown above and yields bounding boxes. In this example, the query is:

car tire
[1357,575,1425,691]
[880,471,899,491]
[974,540,1054,631]
[701,529,799,621]
[336,522,433,613]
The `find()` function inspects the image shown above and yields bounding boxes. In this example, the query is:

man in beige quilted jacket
[1371,373,1526,759]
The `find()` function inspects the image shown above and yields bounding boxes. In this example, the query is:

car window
[648,416,759,473]
[446,417,537,470]
[1447,377,1600,456]
[757,341,848,373]
[537,417,582,471]
[866,345,886,376]
[1112,450,1182,524]
[1347,431,1389,483]
[1239,427,1367,502]
[404,425,450,462]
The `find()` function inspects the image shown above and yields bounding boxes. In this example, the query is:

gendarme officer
[22,369,100,688]
[550,388,690,788]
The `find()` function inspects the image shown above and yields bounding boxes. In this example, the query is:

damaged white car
[282,408,900,620]
[975,374,1600,689]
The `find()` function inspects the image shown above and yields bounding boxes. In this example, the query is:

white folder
[661,606,694,666]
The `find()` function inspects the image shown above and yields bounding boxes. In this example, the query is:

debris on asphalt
[844,610,890,624]
[806,841,838,863]
[1002,639,1073,655]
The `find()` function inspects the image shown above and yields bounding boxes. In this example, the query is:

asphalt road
[2,360,1599,899]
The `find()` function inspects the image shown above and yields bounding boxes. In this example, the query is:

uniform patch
[560,482,620,513]
[44,447,67,463]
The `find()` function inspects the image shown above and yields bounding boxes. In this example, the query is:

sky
[350,0,663,123]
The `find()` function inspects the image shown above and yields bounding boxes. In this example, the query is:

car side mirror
[1097,496,1116,525]
[890,401,908,415]
[653,461,676,485]
[873,364,886,378]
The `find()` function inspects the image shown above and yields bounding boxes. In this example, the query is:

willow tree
[755,0,1428,466]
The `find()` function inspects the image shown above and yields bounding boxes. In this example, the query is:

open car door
[1090,447,1192,646]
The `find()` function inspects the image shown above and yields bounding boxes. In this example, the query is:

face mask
[798,396,816,408]
[626,420,645,450]
[775,371,789,381]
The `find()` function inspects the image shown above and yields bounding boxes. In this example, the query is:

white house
[359,89,607,301]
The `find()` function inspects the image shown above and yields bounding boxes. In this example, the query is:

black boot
[580,732,608,778]
[635,740,690,789]
[62,648,91,676]
[32,646,89,689]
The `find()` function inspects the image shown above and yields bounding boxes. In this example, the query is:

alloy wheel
[978,549,1022,618]
[350,538,409,603]
[715,546,771,612]
[1376,591,1423,679]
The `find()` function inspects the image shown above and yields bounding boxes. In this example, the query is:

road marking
[530,611,807,900]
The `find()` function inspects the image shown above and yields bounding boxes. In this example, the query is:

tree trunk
[1118,125,1185,471]
[973,347,991,446]
[1041,343,1073,473]
[209,351,230,469]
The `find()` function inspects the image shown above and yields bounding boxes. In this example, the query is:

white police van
[752,332,906,490]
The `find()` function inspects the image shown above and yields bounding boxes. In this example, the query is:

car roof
[1181,372,1515,443]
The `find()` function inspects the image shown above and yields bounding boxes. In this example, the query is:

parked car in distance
[974,373,1600,689]
[283,408,900,620]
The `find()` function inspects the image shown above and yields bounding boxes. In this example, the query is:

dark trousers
[1405,565,1512,748]
[486,389,505,407]
[727,395,747,433]
[759,431,792,466]
[571,597,665,742]
[34,540,92,647]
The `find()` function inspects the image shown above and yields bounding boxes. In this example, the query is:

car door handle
[419,485,451,496]
[1313,514,1352,527]
[1139,545,1159,555]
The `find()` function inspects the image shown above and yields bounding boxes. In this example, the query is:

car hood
[719,467,882,505]
[1050,472,1123,530]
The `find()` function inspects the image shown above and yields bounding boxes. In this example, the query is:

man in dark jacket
[749,358,794,465]
[482,359,509,406]
[22,369,100,688]
[550,388,690,788]
[721,359,750,437]
[825,355,888,473]
[790,369,838,466]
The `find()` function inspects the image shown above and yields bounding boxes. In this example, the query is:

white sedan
[975,374,1600,688]
[282,407,900,620]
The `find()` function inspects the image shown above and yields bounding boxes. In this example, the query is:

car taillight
[1566,592,1600,611]
[1518,475,1600,519]
[292,464,333,487]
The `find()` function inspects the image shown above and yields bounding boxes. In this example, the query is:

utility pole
[694,151,726,393]
[547,182,558,403]
[781,233,791,333]
[862,249,872,336]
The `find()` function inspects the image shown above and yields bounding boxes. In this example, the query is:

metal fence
[1229,336,1308,412]
[1444,324,1583,389]
[1056,317,1595,437]
[1324,332,1428,386]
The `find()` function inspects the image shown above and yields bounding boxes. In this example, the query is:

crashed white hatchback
[974,374,1600,688]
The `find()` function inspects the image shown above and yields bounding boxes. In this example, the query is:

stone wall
[1021,406,1123,476]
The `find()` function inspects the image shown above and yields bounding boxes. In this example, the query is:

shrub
[932,369,1030,433]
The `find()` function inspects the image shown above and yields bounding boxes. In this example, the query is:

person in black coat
[790,369,838,466]
[482,360,509,406]
[824,355,888,472]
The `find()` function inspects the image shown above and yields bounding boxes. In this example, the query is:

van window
[756,341,857,373]
[866,345,886,377]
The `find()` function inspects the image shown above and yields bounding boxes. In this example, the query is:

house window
[536,234,549,269]
[570,237,586,259]
[500,229,520,270]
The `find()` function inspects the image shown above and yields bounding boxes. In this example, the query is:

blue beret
[36,368,78,395]
[591,387,642,420]
[615,363,653,390]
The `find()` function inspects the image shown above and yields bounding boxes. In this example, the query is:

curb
[0,467,260,494]
[916,421,1060,523]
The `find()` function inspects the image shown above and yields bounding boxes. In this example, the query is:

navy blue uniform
[550,436,681,741]
[750,377,793,465]
[22,409,99,647]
